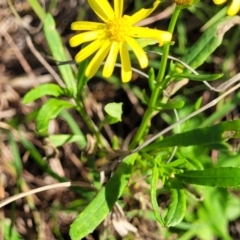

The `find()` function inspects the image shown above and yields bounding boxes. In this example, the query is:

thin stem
[75,100,107,148]
[129,6,181,150]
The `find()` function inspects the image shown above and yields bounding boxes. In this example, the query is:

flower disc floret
[174,0,193,6]
[106,18,132,42]
[69,0,172,82]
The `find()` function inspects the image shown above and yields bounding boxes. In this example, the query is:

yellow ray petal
[227,0,240,16]
[114,0,123,18]
[88,0,115,22]
[132,27,172,46]
[125,37,148,69]
[119,42,132,82]
[103,42,119,78]
[69,30,105,47]
[128,1,160,25]
[75,38,105,62]
[213,0,227,4]
[85,39,112,79]
[71,21,105,31]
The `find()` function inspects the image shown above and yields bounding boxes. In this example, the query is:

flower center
[106,18,131,42]
[174,0,193,6]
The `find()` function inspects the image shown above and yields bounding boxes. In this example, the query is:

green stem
[75,101,106,147]
[27,0,46,22]
[129,6,181,150]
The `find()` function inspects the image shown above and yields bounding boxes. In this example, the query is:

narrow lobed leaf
[172,73,223,81]
[22,84,69,104]
[43,14,76,94]
[145,120,240,150]
[150,161,164,226]
[36,99,74,135]
[48,134,86,148]
[164,188,186,227]
[176,167,240,188]
[70,153,138,240]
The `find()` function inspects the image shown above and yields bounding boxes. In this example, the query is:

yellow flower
[213,0,240,16]
[69,0,172,82]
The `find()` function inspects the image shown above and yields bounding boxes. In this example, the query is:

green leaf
[172,73,223,81]
[148,67,155,92]
[4,219,24,240]
[150,161,164,226]
[179,16,240,70]
[145,120,240,150]
[43,14,76,94]
[166,158,187,168]
[200,91,240,127]
[76,59,89,97]
[164,183,186,227]
[36,99,74,135]
[199,188,231,240]
[22,84,69,104]
[27,0,46,22]
[156,100,185,110]
[226,193,240,221]
[60,110,86,136]
[176,167,240,188]
[70,153,138,240]
[9,133,22,177]
[104,102,123,124]
[142,89,150,105]
[48,134,86,148]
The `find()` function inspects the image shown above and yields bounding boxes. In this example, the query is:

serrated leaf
[22,84,68,104]
[172,73,223,81]
[36,99,74,135]
[104,102,123,122]
[70,153,138,240]
[43,14,76,94]
[48,134,86,148]
[176,167,240,188]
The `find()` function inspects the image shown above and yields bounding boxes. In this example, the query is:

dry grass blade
[0,182,95,208]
